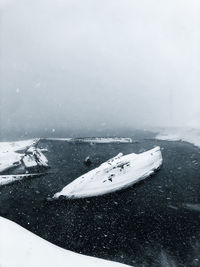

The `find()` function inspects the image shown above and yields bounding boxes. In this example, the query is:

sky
[0,0,200,137]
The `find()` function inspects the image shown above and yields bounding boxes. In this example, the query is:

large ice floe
[0,139,48,186]
[45,137,133,143]
[156,128,200,148]
[0,216,130,267]
[54,146,163,199]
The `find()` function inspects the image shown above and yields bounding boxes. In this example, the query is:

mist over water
[0,0,200,137]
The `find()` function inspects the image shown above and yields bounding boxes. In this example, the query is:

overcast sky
[0,0,200,136]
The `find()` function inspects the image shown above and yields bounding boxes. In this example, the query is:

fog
[0,0,200,137]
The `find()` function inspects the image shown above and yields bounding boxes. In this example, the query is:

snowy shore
[0,216,130,267]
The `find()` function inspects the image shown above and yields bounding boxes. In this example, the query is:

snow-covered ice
[54,146,163,199]
[22,147,48,169]
[72,137,133,143]
[0,216,130,267]
[0,139,39,153]
[156,128,200,148]
[0,151,22,173]
[44,137,133,143]
[0,139,40,173]
[0,173,45,187]
[0,139,48,186]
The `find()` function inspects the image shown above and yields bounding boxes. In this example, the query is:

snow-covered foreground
[54,147,163,199]
[45,137,133,143]
[156,128,200,148]
[0,216,130,267]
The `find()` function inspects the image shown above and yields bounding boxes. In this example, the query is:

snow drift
[0,216,130,267]
[54,146,163,199]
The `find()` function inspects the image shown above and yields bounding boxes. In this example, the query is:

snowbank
[156,128,200,148]
[54,147,163,199]
[0,216,130,267]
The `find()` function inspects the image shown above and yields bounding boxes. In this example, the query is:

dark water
[0,137,200,266]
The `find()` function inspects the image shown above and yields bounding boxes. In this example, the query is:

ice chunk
[53,147,163,199]
[0,139,48,185]
[0,173,45,187]
[22,148,48,169]
[0,139,40,173]
[84,156,92,166]
[0,216,130,267]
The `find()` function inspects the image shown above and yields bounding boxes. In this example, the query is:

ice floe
[156,128,200,148]
[0,173,46,187]
[0,216,130,267]
[0,139,48,186]
[53,146,163,199]
[22,147,48,170]
[45,137,133,143]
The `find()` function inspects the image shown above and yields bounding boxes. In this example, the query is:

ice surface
[54,147,163,199]
[0,216,130,267]
[44,137,133,143]
[156,128,200,148]
[72,137,133,143]
[0,173,45,187]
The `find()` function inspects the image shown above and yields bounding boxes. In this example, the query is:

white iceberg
[0,216,130,267]
[54,146,163,199]
[22,147,48,169]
